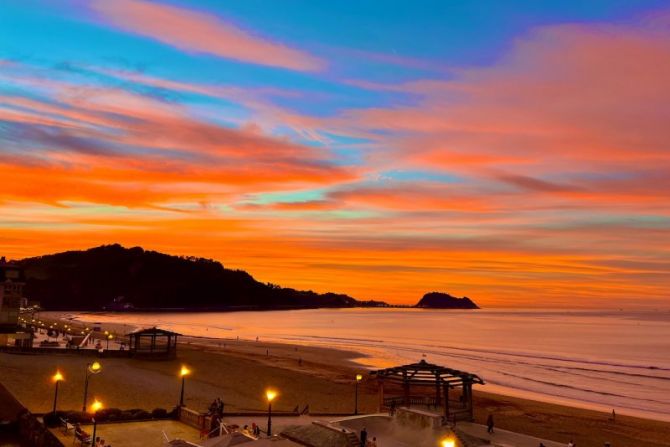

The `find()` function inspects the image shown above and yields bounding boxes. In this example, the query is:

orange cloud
[2,15,670,307]
[90,0,324,71]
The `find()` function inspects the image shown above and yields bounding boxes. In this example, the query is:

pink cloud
[90,0,324,72]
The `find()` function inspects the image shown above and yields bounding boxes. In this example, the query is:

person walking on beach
[487,413,494,434]
[360,427,368,447]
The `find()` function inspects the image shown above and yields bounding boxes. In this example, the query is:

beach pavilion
[127,327,181,359]
[370,359,484,422]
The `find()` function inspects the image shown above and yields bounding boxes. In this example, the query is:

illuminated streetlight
[354,374,363,415]
[82,361,102,412]
[179,365,191,407]
[90,399,103,444]
[90,399,103,413]
[52,370,64,414]
[266,389,277,436]
[106,334,113,350]
[440,437,455,447]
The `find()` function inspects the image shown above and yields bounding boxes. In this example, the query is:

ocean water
[66,308,670,421]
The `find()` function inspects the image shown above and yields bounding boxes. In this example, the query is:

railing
[0,345,131,357]
[178,407,207,430]
[383,396,439,407]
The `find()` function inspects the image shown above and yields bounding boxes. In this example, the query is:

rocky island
[414,292,480,309]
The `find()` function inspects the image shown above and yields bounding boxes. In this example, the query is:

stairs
[344,431,359,447]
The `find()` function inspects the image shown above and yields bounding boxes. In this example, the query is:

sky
[1,0,669,307]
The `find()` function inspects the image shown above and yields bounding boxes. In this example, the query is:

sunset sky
[1,1,669,307]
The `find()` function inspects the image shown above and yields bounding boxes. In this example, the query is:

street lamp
[106,334,113,350]
[82,361,102,412]
[90,400,103,445]
[179,365,191,407]
[440,437,455,447]
[266,389,277,436]
[52,370,64,414]
[354,374,363,415]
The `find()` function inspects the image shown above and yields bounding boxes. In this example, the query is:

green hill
[17,244,363,311]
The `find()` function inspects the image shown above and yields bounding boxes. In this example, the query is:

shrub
[64,411,90,424]
[151,408,168,419]
[96,408,122,422]
[43,412,64,427]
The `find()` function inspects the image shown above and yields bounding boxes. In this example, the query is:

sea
[65,308,670,422]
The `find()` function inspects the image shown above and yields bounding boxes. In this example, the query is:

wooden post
[443,384,449,421]
[402,375,410,407]
[465,382,473,421]
[435,377,442,407]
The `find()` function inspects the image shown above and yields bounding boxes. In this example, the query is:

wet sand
[2,313,669,447]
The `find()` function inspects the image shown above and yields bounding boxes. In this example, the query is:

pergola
[127,327,180,359]
[370,359,484,422]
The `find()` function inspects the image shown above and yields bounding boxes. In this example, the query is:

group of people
[207,397,226,438]
[93,436,111,447]
[359,427,378,447]
[242,423,262,437]
[208,397,225,417]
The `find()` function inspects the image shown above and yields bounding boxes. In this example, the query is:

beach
[1,313,670,446]
[45,308,670,420]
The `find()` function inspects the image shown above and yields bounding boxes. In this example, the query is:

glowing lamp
[90,400,103,413]
[266,389,277,402]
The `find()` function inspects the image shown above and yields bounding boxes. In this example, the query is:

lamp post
[90,400,103,445]
[179,365,190,407]
[106,334,113,350]
[440,437,455,447]
[354,374,363,415]
[82,361,102,412]
[266,389,277,437]
[52,371,64,414]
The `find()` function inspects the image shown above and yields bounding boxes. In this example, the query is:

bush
[96,408,122,422]
[151,408,168,419]
[117,410,136,421]
[130,409,151,420]
[64,411,90,424]
[45,407,167,425]
[43,411,64,427]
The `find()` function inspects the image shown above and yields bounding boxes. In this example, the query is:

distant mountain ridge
[17,244,370,311]
[415,292,479,309]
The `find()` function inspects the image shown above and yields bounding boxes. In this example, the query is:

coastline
[49,310,670,423]
[8,311,669,446]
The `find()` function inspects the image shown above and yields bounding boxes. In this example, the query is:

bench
[74,430,92,446]
[59,417,74,435]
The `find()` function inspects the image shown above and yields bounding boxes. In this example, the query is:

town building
[0,257,31,347]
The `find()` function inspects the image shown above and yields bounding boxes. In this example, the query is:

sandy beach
[1,313,669,447]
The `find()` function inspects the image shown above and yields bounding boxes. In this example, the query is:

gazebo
[370,359,484,422]
[127,327,180,359]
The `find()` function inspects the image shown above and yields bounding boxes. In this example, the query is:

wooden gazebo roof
[126,327,182,337]
[370,359,484,386]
